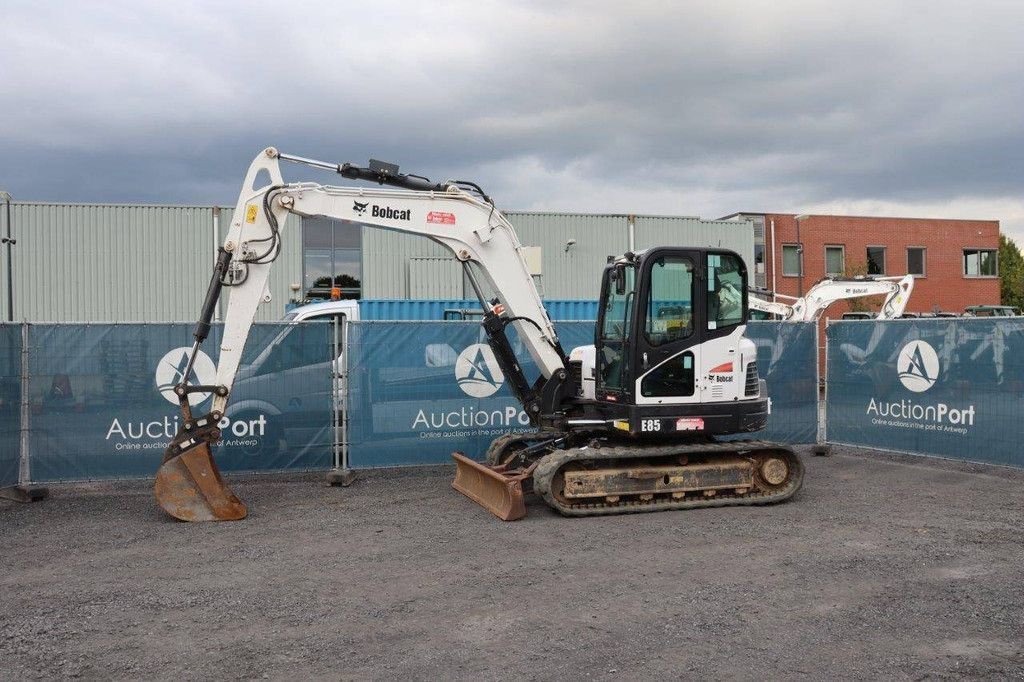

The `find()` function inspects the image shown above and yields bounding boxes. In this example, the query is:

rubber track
[532,440,804,517]
[484,431,567,466]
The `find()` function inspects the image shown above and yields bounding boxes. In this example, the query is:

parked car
[964,305,1020,317]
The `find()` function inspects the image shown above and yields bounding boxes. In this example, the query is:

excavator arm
[749,275,915,321]
[155,147,568,521]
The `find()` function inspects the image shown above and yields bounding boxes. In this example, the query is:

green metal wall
[0,203,752,321]
[360,211,755,301]
[0,202,298,322]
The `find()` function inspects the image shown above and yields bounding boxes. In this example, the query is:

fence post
[812,319,832,456]
[327,316,355,486]
[0,322,48,502]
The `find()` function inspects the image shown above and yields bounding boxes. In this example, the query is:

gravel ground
[2,445,1023,681]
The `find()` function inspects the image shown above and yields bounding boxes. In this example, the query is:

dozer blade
[451,452,527,521]
[154,442,247,522]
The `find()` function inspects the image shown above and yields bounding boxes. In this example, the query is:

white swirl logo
[155,347,217,405]
[455,343,505,397]
[897,340,939,393]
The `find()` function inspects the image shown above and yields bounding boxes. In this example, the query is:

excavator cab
[592,248,761,436]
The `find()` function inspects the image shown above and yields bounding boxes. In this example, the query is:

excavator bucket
[451,452,528,521]
[154,442,247,522]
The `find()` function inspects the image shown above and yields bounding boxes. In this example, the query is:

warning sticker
[245,205,258,223]
[426,211,456,225]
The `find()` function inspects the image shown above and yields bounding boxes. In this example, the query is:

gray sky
[2,1,1022,241]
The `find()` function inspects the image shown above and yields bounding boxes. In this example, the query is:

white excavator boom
[749,274,915,321]
[155,147,567,522]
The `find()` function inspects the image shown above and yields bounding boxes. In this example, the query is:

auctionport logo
[897,340,939,393]
[155,347,216,405]
[455,344,505,398]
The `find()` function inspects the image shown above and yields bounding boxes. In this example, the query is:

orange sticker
[427,211,456,225]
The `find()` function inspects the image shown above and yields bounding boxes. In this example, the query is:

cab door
[632,250,703,405]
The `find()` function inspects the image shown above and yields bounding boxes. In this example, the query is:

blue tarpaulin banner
[5,318,821,482]
[346,321,595,468]
[0,324,21,487]
[347,320,819,468]
[826,319,1024,468]
[25,322,334,482]
[732,321,819,444]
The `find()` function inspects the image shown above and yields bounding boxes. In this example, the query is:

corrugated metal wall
[505,212,627,300]
[360,227,449,298]
[407,257,463,298]
[634,216,754,272]
[0,202,298,322]
[357,212,754,300]
[1,203,753,322]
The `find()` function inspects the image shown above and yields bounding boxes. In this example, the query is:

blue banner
[347,320,818,468]
[26,322,334,482]
[346,321,593,467]
[826,319,1024,467]
[0,324,20,487]
[733,321,819,444]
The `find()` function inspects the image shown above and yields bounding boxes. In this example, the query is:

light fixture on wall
[565,238,577,252]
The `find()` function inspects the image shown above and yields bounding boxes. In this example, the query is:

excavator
[154,147,803,522]
[748,275,915,322]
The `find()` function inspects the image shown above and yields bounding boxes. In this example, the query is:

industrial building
[0,202,754,322]
[721,212,1001,315]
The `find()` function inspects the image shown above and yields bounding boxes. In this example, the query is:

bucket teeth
[154,443,247,522]
[451,452,527,521]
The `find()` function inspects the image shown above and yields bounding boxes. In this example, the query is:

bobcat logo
[897,340,939,393]
[455,344,505,398]
[352,201,368,216]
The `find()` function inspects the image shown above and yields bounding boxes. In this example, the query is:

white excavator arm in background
[749,274,915,322]
[155,148,569,522]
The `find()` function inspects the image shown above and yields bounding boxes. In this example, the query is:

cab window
[706,253,744,330]
[644,256,693,346]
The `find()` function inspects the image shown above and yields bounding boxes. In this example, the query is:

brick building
[721,213,1001,317]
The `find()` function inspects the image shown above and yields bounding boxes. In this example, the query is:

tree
[999,234,1024,310]
[843,261,879,313]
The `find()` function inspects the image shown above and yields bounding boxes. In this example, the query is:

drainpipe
[794,214,809,296]
[627,214,636,252]
[769,218,777,300]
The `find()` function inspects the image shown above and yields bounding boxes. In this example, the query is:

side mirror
[614,266,627,295]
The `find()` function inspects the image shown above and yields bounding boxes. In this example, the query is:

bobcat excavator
[154,147,803,522]
[749,275,915,321]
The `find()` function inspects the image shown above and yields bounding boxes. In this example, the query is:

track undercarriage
[452,432,804,521]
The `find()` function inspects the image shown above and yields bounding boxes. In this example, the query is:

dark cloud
[1,1,1021,236]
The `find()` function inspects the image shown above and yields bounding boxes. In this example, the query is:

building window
[963,249,997,277]
[302,216,362,300]
[866,246,886,275]
[782,244,802,276]
[907,247,926,277]
[825,245,845,277]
